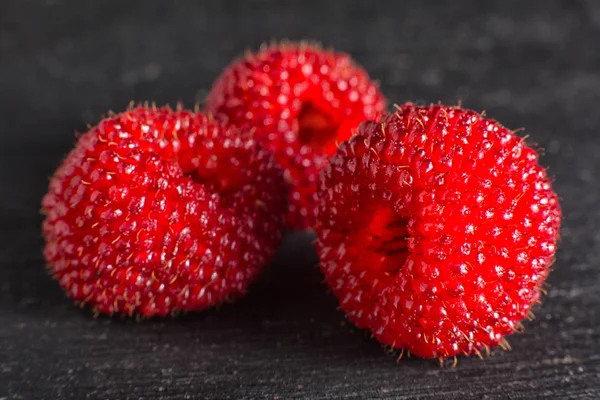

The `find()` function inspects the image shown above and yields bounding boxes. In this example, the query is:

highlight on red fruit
[42,105,287,317]
[314,103,561,359]
[205,40,386,229]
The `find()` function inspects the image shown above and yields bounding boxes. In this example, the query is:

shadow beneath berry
[103,231,387,360]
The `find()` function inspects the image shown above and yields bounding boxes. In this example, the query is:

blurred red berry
[205,41,386,229]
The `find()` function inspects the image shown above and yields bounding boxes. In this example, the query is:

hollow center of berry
[363,205,410,275]
[297,102,339,151]
[184,166,243,195]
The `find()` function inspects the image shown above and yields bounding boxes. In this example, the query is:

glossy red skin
[205,42,386,229]
[42,107,287,317]
[315,104,561,359]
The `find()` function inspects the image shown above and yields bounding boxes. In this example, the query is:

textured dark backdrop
[1,1,599,399]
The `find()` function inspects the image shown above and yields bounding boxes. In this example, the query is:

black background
[1,1,599,399]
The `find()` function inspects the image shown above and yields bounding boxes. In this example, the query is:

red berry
[315,104,561,359]
[42,106,287,317]
[205,41,386,229]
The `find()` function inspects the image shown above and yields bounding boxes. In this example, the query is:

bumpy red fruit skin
[315,104,561,359]
[42,106,286,317]
[205,41,386,229]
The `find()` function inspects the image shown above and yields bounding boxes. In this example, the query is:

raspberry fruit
[42,106,287,317]
[315,104,561,360]
[205,41,386,229]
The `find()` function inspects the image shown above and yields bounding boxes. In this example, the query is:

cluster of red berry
[42,41,561,361]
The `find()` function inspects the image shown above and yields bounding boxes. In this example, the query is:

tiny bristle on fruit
[314,103,561,359]
[42,106,287,317]
[205,40,387,229]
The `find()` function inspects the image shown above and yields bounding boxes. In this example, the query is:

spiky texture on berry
[205,41,386,229]
[42,106,287,317]
[315,104,561,359]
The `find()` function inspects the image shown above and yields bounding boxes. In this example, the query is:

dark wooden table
[1,1,599,398]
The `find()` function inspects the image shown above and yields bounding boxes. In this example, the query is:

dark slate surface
[1,1,599,399]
